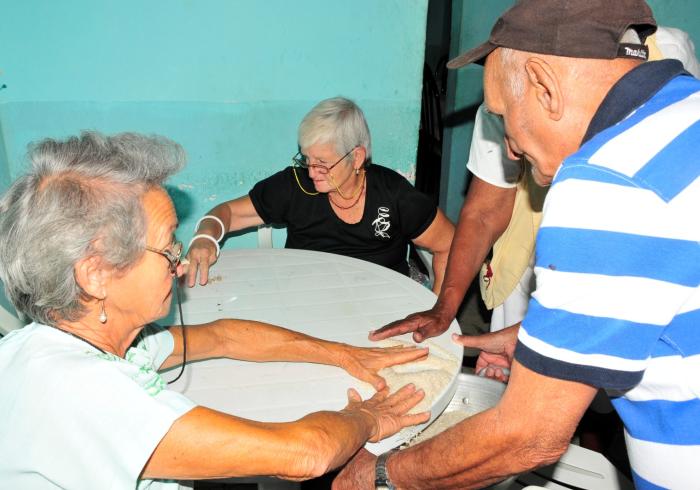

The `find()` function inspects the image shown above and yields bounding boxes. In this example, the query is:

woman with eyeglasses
[0,132,431,489]
[186,97,454,293]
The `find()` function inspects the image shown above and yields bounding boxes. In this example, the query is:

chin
[530,166,553,187]
[313,183,331,194]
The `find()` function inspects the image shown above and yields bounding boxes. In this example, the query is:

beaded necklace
[327,170,365,200]
[328,174,366,210]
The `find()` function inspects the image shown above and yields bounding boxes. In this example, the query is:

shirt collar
[582,59,689,144]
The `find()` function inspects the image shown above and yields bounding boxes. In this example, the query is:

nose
[503,137,522,161]
[307,165,324,179]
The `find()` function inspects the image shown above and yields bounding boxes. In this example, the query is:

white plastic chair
[257,224,274,249]
[414,246,435,286]
[489,443,633,490]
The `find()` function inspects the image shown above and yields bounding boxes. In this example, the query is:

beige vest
[479,168,547,309]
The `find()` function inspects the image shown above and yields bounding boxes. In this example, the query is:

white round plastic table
[165,248,463,454]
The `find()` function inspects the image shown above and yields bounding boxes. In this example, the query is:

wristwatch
[375,450,397,490]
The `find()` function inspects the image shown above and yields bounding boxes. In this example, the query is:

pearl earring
[98,299,107,323]
[355,168,360,175]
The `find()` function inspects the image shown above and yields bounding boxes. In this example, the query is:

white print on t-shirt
[372,206,391,238]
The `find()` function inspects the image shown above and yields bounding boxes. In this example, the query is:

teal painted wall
[442,0,699,222]
[648,0,700,48]
[440,0,513,221]
[0,0,429,247]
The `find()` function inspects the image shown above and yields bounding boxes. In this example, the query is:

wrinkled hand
[369,307,453,344]
[338,344,429,391]
[344,384,429,443]
[185,238,219,287]
[452,324,519,382]
[332,449,376,490]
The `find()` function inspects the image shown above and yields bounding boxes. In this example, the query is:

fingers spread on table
[388,383,425,410]
[369,317,421,341]
[379,346,429,366]
[414,320,449,342]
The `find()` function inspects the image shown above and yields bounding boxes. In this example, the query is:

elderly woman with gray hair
[186,97,454,293]
[0,132,430,489]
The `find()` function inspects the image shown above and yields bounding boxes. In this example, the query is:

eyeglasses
[292,147,356,175]
[146,240,183,275]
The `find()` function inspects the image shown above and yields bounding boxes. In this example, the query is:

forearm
[430,249,448,294]
[293,409,375,475]
[195,196,264,238]
[163,319,345,369]
[195,202,232,239]
[386,362,593,489]
[434,179,515,318]
[433,214,501,319]
[144,405,374,481]
[388,409,528,489]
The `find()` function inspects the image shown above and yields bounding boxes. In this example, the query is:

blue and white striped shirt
[516,61,700,489]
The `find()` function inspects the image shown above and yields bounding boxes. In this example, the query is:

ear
[524,57,564,121]
[352,146,368,169]
[74,255,111,300]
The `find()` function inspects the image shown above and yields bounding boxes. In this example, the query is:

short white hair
[499,48,527,99]
[298,97,372,158]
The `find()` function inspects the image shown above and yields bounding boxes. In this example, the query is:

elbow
[529,437,569,469]
[510,429,571,473]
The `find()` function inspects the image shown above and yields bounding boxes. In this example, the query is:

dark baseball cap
[447,0,657,69]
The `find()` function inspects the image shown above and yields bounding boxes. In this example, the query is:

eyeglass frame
[145,240,183,275]
[291,146,358,175]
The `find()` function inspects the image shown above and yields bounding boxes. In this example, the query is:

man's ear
[74,255,110,300]
[524,57,564,121]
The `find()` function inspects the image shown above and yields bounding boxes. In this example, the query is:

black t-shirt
[248,164,437,276]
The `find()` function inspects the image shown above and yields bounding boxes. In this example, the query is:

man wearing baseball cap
[334,1,700,488]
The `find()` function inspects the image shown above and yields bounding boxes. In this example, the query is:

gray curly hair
[0,131,185,326]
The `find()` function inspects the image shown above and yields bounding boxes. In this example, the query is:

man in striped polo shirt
[334,1,699,489]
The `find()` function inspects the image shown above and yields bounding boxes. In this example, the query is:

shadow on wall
[165,184,195,225]
[443,103,481,130]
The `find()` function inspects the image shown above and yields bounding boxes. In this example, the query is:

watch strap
[375,450,397,490]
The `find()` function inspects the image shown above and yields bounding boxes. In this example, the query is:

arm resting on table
[161,318,360,370]
[143,405,374,480]
[385,361,596,489]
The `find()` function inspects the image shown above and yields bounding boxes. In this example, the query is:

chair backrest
[257,225,274,248]
[415,246,435,287]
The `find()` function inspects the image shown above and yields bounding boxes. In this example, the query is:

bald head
[483,47,642,185]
